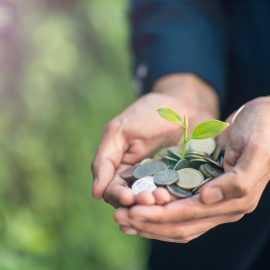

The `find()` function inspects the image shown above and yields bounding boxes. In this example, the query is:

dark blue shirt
[130,0,270,118]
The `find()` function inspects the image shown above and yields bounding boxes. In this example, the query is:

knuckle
[177,238,191,244]
[236,197,258,214]
[245,201,258,214]
[174,227,186,239]
[228,214,244,223]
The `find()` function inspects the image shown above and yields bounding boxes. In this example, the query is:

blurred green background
[0,0,148,269]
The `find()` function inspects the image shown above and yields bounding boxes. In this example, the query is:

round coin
[119,165,138,182]
[192,177,213,193]
[185,151,209,158]
[187,138,216,155]
[203,163,223,178]
[176,168,204,190]
[133,162,158,178]
[154,169,178,186]
[174,159,190,170]
[155,161,168,171]
[160,155,179,162]
[212,145,222,161]
[189,158,207,169]
[166,149,181,160]
[132,176,157,195]
[140,158,153,165]
[204,156,223,169]
[167,184,193,198]
[199,164,212,178]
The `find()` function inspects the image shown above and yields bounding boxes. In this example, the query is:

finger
[122,194,247,223]
[120,226,204,243]
[152,187,176,205]
[115,208,243,239]
[129,214,243,239]
[136,231,203,243]
[115,208,243,238]
[200,140,267,205]
[91,122,127,199]
[104,166,135,208]
[119,225,138,236]
[119,224,203,243]
[135,191,156,205]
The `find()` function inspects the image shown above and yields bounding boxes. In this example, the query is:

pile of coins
[119,138,224,199]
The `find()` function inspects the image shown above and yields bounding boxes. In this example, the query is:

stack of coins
[119,138,224,198]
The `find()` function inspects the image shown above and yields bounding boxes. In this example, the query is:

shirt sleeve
[130,0,229,103]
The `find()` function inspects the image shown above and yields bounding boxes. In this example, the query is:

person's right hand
[91,74,219,208]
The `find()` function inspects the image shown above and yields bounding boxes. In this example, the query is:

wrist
[152,73,220,118]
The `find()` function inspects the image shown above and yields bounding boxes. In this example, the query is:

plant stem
[181,126,189,160]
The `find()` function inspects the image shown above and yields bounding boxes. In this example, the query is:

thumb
[91,123,127,199]
[200,143,259,205]
[199,171,243,205]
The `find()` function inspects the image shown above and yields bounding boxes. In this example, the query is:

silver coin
[199,164,212,178]
[203,163,223,178]
[166,149,181,160]
[204,156,223,169]
[132,176,157,195]
[219,153,225,167]
[155,161,168,171]
[185,152,209,160]
[176,168,204,190]
[211,145,222,161]
[119,165,138,182]
[189,158,207,169]
[174,159,190,170]
[133,161,167,178]
[161,158,178,168]
[161,159,177,168]
[167,184,193,198]
[192,178,213,193]
[187,138,216,156]
[140,158,153,165]
[154,169,178,186]
[133,162,158,178]
[160,155,179,162]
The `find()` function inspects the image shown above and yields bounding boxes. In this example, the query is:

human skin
[114,97,270,243]
[91,73,219,208]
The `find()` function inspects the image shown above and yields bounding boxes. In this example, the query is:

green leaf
[191,120,230,139]
[157,108,183,125]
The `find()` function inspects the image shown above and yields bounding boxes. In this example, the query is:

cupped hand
[114,97,270,242]
[91,74,219,207]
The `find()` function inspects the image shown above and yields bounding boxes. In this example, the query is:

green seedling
[157,108,230,160]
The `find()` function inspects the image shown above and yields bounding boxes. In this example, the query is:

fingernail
[203,187,224,204]
[125,228,138,235]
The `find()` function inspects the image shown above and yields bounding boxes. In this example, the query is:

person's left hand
[114,97,270,243]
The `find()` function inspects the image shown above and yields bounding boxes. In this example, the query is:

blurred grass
[0,0,148,269]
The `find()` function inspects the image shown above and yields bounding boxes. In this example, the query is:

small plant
[157,108,230,160]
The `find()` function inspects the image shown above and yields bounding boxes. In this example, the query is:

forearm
[152,73,220,118]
